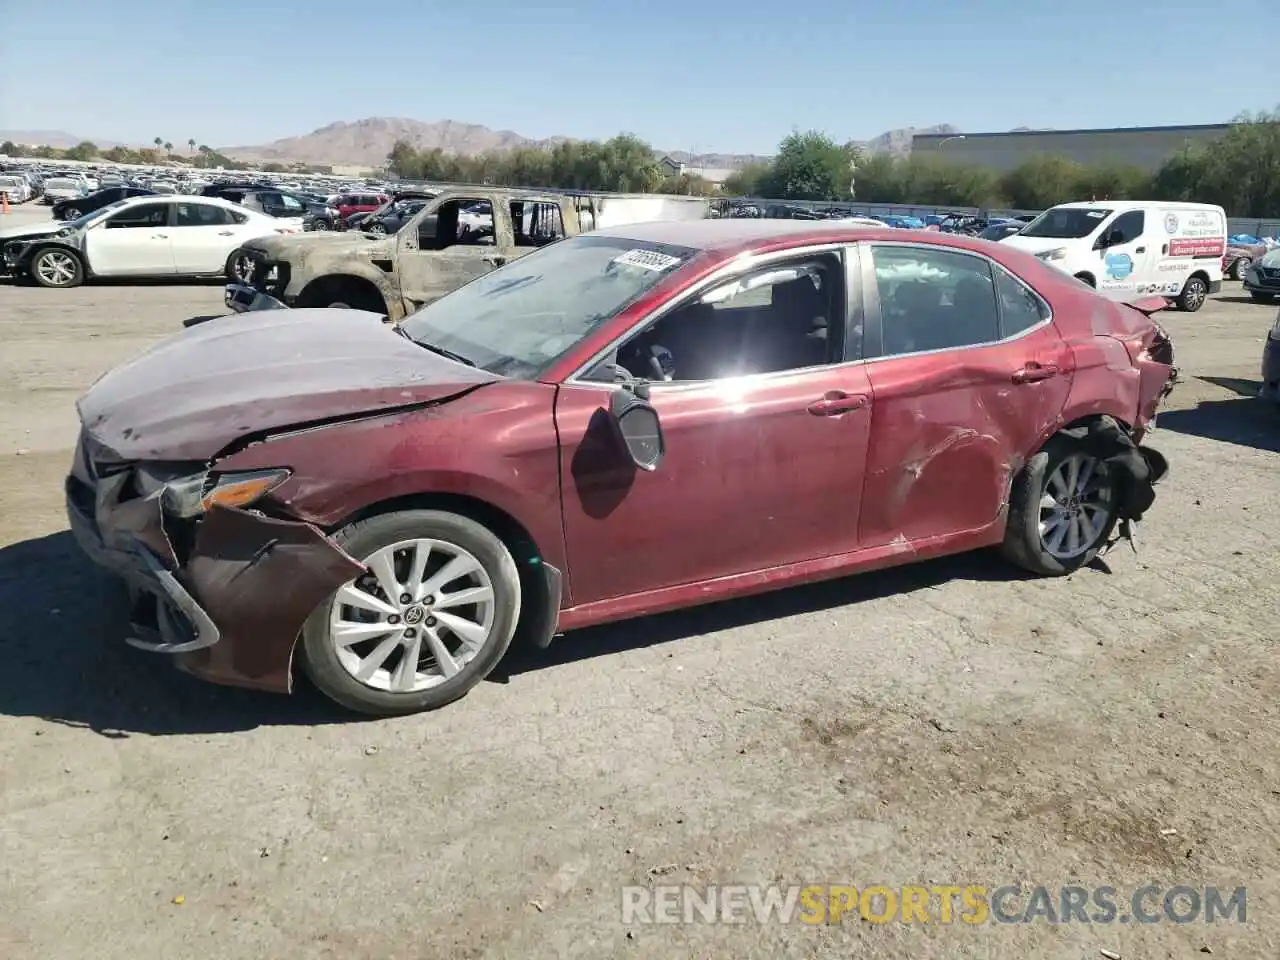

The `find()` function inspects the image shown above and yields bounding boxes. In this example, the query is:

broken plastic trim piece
[123,549,222,654]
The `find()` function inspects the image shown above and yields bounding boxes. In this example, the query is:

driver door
[553,245,874,607]
[396,193,512,309]
[84,201,176,276]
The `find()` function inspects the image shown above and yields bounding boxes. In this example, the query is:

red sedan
[67,221,1175,715]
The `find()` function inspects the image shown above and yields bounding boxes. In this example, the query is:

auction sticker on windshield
[611,249,683,271]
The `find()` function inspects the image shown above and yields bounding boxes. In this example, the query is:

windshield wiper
[393,325,477,367]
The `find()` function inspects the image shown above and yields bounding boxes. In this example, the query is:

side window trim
[859,240,1053,361]
[576,246,849,387]
[992,262,1052,339]
[566,242,855,386]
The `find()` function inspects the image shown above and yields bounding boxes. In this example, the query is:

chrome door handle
[1012,362,1060,384]
[807,392,868,415]
[218,230,234,236]
[152,233,168,239]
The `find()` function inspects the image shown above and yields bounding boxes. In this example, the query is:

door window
[870,245,1000,355]
[1106,210,1145,245]
[418,198,494,249]
[510,201,565,247]
[103,203,170,228]
[278,194,305,214]
[994,265,1050,337]
[600,252,844,382]
[175,202,235,227]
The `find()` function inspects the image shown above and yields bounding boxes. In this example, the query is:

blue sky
[0,0,1273,154]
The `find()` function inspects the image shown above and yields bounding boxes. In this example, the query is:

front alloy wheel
[62,207,81,220]
[31,248,83,288]
[299,510,521,715]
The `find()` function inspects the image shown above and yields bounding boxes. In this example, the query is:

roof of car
[595,218,1006,258]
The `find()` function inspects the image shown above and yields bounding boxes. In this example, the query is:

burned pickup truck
[225,187,711,320]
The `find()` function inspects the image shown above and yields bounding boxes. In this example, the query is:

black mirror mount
[609,386,664,472]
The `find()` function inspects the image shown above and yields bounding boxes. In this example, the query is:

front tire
[62,206,81,220]
[1001,433,1119,576]
[1176,275,1208,312]
[225,249,255,284]
[299,510,522,716]
[1229,257,1249,281]
[29,247,84,288]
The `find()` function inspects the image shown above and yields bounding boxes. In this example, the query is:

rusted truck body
[225,186,712,320]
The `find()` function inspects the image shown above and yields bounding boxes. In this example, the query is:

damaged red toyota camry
[68,220,1176,716]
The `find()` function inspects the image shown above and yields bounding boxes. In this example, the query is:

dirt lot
[1,205,1277,959]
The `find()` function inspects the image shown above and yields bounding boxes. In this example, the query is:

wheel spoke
[1075,458,1095,495]
[1045,516,1070,553]
[433,585,493,610]
[337,583,397,617]
[354,634,401,682]
[1064,515,1080,555]
[433,610,488,651]
[404,542,432,597]
[1064,456,1081,497]
[333,621,395,646]
[391,635,422,691]
[365,549,401,602]
[423,626,460,677]
[418,554,481,601]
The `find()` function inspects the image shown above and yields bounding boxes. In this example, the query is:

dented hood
[78,308,499,461]
[241,229,396,261]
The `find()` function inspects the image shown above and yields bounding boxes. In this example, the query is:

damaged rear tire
[1001,433,1119,576]
[299,509,521,716]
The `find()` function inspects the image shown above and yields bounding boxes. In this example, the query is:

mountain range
[2,119,963,169]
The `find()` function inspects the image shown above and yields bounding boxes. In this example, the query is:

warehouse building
[911,123,1232,172]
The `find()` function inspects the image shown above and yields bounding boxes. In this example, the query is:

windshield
[1019,206,1113,239]
[1261,248,1280,268]
[398,234,698,380]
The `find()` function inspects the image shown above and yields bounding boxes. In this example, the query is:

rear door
[83,201,176,276]
[856,241,1072,546]
[169,201,242,273]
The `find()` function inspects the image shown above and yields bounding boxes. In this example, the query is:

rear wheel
[298,510,521,715]
[1074,273,1096,288]
[29,247,84,288]
[225,249,255,284]
[61,206,81,220]
[1001,434,1119,576]
[1229,257,1250,280]
[1176,275,1208,312]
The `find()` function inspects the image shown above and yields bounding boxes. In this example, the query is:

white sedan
[0,195,303,288]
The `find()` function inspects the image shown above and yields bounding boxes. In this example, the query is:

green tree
[63,141,99,162]
[1151,110,1280,216]
[722,163,770,196]
[759,130,852,200]
[0,140,16,155]
[188,138,196,154]
[999,155,1088,209]
[163,141,173,155]
[154,137,163,151]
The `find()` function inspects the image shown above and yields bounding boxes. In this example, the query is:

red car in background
[1223,241,1268,281]
[331,192,389,221]
[66,221,1175,716]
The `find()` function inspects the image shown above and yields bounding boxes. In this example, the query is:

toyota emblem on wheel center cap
[403,606,425,625]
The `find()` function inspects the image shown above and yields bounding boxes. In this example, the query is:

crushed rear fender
[174,506,364,693]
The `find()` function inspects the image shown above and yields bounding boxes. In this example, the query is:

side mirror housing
[609,387,664,472]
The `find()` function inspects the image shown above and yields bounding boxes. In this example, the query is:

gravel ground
[1,204,1277,959]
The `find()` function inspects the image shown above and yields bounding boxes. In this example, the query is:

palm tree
[188,138,196,153]
[163,141,173,155]
[154,136,163,150]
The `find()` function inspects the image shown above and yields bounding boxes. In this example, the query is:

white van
[1002,200,1226,312]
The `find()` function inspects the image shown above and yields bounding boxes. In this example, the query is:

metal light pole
[938,135,966,153]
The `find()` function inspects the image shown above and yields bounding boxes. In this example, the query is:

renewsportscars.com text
[622,884,1247,925]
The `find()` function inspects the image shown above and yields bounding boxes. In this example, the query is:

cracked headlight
[135,466,291,517]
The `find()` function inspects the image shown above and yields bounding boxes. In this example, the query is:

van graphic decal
[1105,253,1134,280]
[1164,213,1179,234]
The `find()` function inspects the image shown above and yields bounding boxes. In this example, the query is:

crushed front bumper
[225,282,289,314]
[66,442,363,693]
